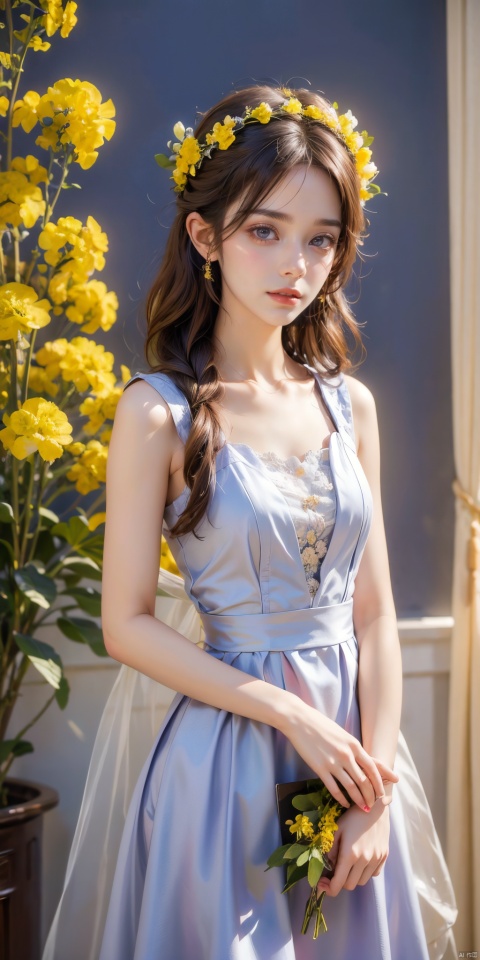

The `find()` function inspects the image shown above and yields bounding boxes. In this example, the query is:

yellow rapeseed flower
[32,78,115,169]
[41,0,77,38]
[65,280,118,334]
[29,36,51,52]
[0,171,46,230]
[39,215,108,278]
[0,397,73,461]
[60,1,78,37]
[65,438,108,493]
[79,388,122,435]
[87,511,106,531]
[12,90,41,134]
[0,96,9,117]
[35,336,116,394]
[0,52,12,70]
[25,365,59,398]
[11,155,48,186]
[0,283,52,340]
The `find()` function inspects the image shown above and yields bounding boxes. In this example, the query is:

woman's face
[216,164,342,330]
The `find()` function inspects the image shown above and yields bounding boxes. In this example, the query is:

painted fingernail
[363,805,371,812]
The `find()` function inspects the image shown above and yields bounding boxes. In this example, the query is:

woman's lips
[267,292,302,305]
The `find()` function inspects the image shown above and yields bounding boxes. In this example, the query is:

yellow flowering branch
[0,0,129,806]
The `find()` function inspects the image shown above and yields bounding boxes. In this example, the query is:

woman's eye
[312,234,336,249]
[250,225,276,242]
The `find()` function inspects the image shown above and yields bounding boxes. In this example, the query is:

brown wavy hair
[144,83,370,539]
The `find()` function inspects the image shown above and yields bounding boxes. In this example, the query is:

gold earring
[203,257,214,281]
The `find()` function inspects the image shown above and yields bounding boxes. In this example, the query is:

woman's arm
[347,375,403,804]
[101,379,396,811]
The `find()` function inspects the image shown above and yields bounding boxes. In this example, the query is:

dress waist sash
[199,598,355,653]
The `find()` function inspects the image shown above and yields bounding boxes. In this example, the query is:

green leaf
[282,863,306,892]
[292,789,326,810]
[284,842,306,859]
[14,563,57,608]
[296,849,310,867]
[57,556,102,581]
[265,843,293,869]
[0,502,15,523]
[154,152,175,169]
[76,534,104,565]
[38,506,60,525]
[55,674,70,709]
[0,538,14,561]
[51,515,90,547]
[0,739,33,765]
[56,615,107,656]
[14,633,63,688]
[308,856,322,887]
[61,585,101,616]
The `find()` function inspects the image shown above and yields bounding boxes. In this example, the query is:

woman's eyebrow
[249,208,341,228]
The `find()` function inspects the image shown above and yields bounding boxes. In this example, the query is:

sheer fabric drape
[446,0,480,948]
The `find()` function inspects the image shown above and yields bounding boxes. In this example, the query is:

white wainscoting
[12,604,453,946]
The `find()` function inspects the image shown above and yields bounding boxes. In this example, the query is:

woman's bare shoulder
[116,376,173,433]
[343,373,378,454]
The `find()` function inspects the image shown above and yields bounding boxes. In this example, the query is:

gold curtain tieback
[452,478,480,574]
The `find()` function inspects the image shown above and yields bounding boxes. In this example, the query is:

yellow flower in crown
[249,102,272,124]
[155,90,385,207]
[0,282,51,340]
[281,97,303,115]
[0,397,73,461]
[206,115,237,150]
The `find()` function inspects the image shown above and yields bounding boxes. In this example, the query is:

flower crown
[155,90,383,207]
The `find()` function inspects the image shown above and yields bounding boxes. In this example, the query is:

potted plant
[0,3,126,956]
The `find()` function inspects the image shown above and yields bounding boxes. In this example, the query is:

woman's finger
[334,768,374,811]
[372,757,400,783]
[354,750,388,799]
[321,772,351,809]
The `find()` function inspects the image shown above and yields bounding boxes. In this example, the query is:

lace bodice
[256,446,336,603]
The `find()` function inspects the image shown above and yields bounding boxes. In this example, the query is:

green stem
[20,327,37,404]
[8,335,18,410]
[10,457,21,563]
[25,457,47,564]
[44,155,70,225]
[18,455,36,567]
[5,1,36,171]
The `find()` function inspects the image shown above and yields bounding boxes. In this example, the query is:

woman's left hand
[317,802,391,897]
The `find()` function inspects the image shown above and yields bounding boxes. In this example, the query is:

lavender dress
[97,365,437,960]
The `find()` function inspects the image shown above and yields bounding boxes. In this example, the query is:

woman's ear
[185,212,218,263]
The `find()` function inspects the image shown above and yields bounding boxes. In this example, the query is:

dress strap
[123,371,192,444]
[304,364,357,453]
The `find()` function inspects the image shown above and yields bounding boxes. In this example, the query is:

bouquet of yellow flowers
[265,778,344,939]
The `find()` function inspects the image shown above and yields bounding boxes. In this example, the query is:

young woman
[43,83,457,960]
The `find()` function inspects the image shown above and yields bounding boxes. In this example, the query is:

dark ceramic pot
[0,778,59,960]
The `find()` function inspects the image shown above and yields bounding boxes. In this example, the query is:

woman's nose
[280,247,307,278]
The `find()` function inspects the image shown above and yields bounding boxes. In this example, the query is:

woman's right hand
[279,699,399,811]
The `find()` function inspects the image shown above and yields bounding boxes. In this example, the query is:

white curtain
[446,0,480,948]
